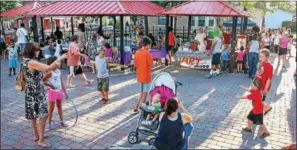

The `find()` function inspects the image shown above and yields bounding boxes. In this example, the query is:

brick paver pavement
[1,47,296,149]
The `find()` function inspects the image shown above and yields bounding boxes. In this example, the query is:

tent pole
[165,15,170,66]
[243,17,248,34]
[120,15,124,66]
[240,17,244,34]
[229,17,238,73]
[32,15,38,42]
[71,17,74,36]
[188,16,192,41]
[40,17,45,43]
[113,16,116,46]
[174,17,177,34]
[100,16,103,27]
[145,16,149,36]
[170,16,173,27]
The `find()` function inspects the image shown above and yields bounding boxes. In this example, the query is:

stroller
[128,72,183,146]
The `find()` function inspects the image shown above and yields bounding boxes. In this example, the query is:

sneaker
[8,74,11,76]
[60,121,68,127]
[67,84,76,88]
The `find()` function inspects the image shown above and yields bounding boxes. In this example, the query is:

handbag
[15,64,26,92]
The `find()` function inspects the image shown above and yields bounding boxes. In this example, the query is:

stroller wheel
[148,138,156,146]
[128,132,138,144]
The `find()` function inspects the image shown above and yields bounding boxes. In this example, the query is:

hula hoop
[66,96,78,127]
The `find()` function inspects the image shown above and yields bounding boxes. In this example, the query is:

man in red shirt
[255,49,273,115]
[223,29,232,46]
[134,37,153,113]
[167,27,175,65]
[239,80,270,138]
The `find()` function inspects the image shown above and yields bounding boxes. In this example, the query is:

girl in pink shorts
[43,56,68,129]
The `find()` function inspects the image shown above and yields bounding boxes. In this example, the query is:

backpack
[15,64,26,92]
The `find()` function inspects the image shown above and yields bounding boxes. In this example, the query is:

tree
[153,1,185,9]
[0,1,19,13]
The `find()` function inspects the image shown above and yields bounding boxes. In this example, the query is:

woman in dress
[22,43,67,148]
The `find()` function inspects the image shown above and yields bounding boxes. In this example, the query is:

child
[7,42,18,76]
[221,44,229,72]
[95,48,109,104]
[105,43,112,63]
[43,56,68,129]
[239,80,270,138]
[236,46,246,73]
[141,93,161,126]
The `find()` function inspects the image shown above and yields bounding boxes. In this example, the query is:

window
[198,16,205,26]
[208,18,214,26]
[191,18,195,26]
[158,17,166,26]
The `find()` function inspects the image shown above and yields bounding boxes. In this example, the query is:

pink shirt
[105,48,112,58]
[237,51,245,61]
[279,36,289,48]
[67,42,81,66]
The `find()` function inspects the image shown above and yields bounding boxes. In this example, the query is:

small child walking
[221,44,229,72]
[95,48,110,104]
[239,80,270,138]
[7,42,18,76]
[43,56,68,129]
[236,46,245,73]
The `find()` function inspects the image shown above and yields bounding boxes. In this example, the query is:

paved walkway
[1,48,296,149]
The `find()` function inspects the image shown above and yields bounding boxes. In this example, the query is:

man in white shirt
[271,30,281,54]
[16,23,28,54]
[194,28,207,52]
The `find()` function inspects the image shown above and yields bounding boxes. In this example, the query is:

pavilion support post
[100,16,103,27]
[71,17,74,36]
[50,17,53,34]
[32,15,38,42]
[174,17,177,34]
[229,17,238,73]
[145,16,149,36]
[120,16,124,66]
[240,17,244,34]
[40,17,45,43]
[1,18,6,39]
[113,16,116,46]
[170,16,173,27]
[188,16,192,41]
[182,26,185,43]
[243,17,248,34]
[165,15,170,66]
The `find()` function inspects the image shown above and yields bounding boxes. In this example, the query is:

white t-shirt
[194,33,206,51]
[213,37,222,54]
[55,44,62,57]
[49,69,62,90]
[97,35,105,47]
[272,34,281,46]
[16,28,28,44]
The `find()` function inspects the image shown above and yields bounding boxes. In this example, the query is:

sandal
[102,98,109,104]
[260,132,270,138]
[242,127,252,133]
[133,109,139,113]
[34,135,50,142]
[264,107,272,115]
[37,142,51,148]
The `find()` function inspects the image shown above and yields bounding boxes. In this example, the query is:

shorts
[47,89,65,102]
[247,111,263,125]
[97,77,109,91]
[211,53,221,65]
[69,65,83,76]
[140,83,151,93]
[167,46,174,52]
[279,48,287,56]
[237,60,243,64]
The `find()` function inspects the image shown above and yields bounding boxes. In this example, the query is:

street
[1,49,296,149]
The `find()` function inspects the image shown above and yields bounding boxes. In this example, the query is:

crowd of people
[0,21,296,149]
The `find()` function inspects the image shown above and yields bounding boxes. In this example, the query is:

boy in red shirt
[134,36,153,113]
[239,80,270,138]
[255,49,273,115]
[167,27,175,65]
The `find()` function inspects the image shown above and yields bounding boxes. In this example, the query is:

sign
[180,57,212,70]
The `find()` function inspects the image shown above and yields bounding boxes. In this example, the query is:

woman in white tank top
[248,35,260,78]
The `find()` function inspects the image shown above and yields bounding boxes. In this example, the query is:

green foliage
[153,1,185,8]
[0,1,19,13]
[282,21,296,32]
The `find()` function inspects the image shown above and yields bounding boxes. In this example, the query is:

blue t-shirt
[95,56,109,78]
[44,46,55,57]
[221,49,229,61]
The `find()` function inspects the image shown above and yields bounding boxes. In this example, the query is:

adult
[11,27,18,43]
[17,23,29,55]
[194,28,207,52]
[208,29,223,78]
[66,35,93,88]
[22,43,67,148]
[262,31,271,52]
[29,27,34,42]
[77,24,86,53]
[278,32,290,69]
[95,26,105,48]
[0,30,6,57]
[131,27,141,49]
[223,28,232,46]
[148,33,156,47]
[134,36,153,113]
[155,98,192,150]
[271,30,281,54]
[44,40,55,59]
[167,27,176,65]
[54,26,63,41]
[247,34,260,79]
